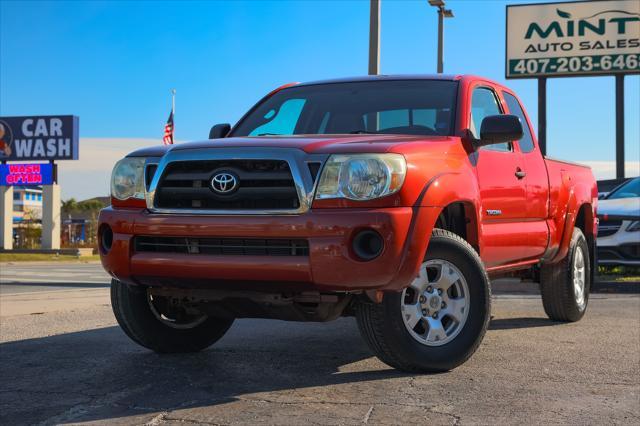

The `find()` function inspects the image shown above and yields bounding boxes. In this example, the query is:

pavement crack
[428,406,462,425]
[239,396,430,409]
[36,383,155,425]
[362,405,374,423]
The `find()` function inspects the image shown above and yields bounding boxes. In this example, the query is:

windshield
[606,177,640,199]
[231,80,458,137]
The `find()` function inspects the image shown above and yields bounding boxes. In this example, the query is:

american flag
[163,111,174,145]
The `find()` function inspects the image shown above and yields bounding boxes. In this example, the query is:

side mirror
[209,123,231,139]
[477,114,523,147]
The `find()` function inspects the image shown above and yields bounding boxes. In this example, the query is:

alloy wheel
[573,246,586,309]
[401,259,470,346]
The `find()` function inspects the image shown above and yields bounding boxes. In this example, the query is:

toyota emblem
[211,172,238,194]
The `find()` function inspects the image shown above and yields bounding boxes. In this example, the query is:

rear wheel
[111,279,234,353]
[540,227,590,322]
[356,229,491,372]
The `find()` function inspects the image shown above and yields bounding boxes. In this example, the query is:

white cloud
[57,138,161,200]
[576,161,640,180]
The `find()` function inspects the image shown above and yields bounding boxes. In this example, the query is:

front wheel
[111,279,234,353]
[356,229,491,373]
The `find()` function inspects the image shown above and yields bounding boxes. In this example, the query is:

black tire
[110,279,234,353]
[355,229,491,373]
[540,227,590,322]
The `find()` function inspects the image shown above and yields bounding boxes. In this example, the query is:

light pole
[428,0,454,74]
[369,0,380,75]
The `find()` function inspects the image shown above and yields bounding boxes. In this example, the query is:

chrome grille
[155,160,299,210]
[598,220,622,237]
[146,148,327,215]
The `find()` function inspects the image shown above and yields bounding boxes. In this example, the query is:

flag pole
[171,88,176,142]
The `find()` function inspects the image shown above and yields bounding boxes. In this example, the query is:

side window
[470,87,510,152]
[249,99,306,136]
[503,92,535,153]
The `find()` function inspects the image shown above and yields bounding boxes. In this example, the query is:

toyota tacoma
[99,75,598,372]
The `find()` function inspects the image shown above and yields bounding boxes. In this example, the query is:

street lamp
[428,0,454,74]
[369,0,380,75]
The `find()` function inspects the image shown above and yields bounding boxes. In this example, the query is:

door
[503,91,550,260]
[471,86,528,267]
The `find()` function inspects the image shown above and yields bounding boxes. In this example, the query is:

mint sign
[506,0,640,78]
[0,115,79,161]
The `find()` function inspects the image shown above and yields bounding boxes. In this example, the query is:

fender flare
[549,174,595,265]
[550,189,578,264]
[384,171,483,291]
[401,171,482,270]
[416,170,482,254]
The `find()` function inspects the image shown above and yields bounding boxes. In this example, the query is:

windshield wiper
[349,130,379,134]
[257,133,282,136]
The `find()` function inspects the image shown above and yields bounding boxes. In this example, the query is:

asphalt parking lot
[0,262,639,425]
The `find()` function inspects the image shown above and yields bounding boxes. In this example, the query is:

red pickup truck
[99,75,598,372]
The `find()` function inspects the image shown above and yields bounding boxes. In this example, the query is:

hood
[164,134,458,155]
[127,145,171,158]
[598,197,640,219]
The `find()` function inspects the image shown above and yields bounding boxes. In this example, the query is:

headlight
[627,221,640,232]
[111,157,146,200]
[315,154,406,201]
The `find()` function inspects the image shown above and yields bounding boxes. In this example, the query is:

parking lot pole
[615,74,625,179]
[41,183,61,250]
[368,0,380,75]
[0,185,13,250]
[437,7,443,73]
[538,77,547,156]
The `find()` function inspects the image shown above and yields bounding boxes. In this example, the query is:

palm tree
[61,198,78,245]
[60,198,107,245]
[61,198,78,216]
[77,199,107,245]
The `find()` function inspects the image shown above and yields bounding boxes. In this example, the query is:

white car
[597,177,640,266]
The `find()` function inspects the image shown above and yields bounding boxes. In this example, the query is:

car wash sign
[0,115,79,161]
[506,0,640,78]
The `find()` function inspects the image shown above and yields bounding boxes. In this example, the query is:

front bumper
[98,206,440,292]
[597,244,640,266]
[597,220,640,266]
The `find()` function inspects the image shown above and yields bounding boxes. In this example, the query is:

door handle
[515,168,526,179]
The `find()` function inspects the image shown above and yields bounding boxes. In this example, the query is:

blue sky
[1,0,638,199]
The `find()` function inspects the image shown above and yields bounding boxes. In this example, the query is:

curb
[592,281,640,294]
[491,278,640,295]
[0,261,101,266]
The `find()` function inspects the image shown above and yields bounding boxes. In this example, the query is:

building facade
[11,185,43,247]
[13,185,43,223]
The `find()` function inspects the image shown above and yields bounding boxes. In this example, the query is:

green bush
[598,265,640,277]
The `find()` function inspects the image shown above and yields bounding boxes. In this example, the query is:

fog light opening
[99,225,113,254]
[352,229,384,261]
